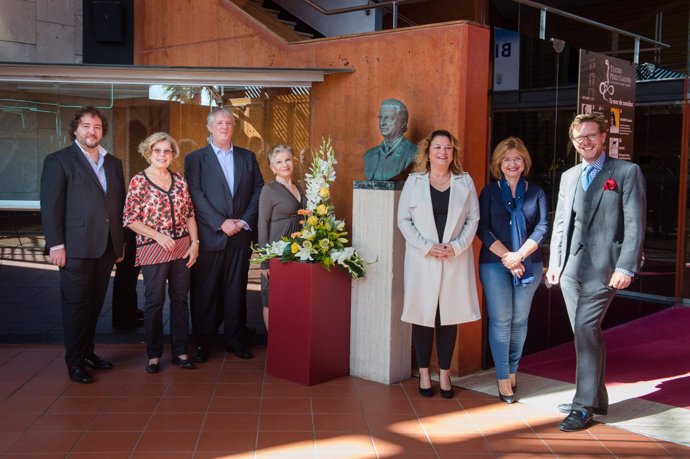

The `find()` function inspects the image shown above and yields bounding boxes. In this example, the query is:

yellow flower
[318,187,330,199]
[316,204,328,216]
[307,216,318,226]
[291,242,300,254]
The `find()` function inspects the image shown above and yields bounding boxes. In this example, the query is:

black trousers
[141,258,191,358]
[190,243,251,347]
[412,307,458,370]
[112,228,140,327]
[59,244,115,368]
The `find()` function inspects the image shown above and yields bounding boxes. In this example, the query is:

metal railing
[512,0,670,64]
[300,0,426,29]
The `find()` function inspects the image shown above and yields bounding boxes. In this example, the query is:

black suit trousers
[59,243,116,368]
[191,242,251,347]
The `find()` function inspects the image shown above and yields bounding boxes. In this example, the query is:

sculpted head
[378,98,409,142]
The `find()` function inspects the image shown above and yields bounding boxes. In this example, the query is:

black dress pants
[141,258,191,358]
[412,307,457,370]
[112,228,140,327]
[191,242,251,347]
[59,244,115,368]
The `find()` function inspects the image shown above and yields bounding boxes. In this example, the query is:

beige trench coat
[397,172,481,327]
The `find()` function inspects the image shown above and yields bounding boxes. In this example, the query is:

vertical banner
[578,50,636,160]
[493,28,520,92]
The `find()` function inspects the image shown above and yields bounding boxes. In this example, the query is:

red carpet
[519,306,690,409]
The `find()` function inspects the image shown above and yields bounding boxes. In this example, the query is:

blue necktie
[582,164,594,191]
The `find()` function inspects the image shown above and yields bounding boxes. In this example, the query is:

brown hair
[489,137,532,179]
[412,129,464,175]
[69,106,108,141]
[569,113,607,139]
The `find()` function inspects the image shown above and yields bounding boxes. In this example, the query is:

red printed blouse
[123,171,195,266]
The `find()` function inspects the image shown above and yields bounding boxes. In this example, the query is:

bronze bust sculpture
[364,98,417,181]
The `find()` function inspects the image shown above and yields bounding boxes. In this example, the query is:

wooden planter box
[266,259,352,385]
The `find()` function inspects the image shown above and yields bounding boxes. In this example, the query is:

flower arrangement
[253,137,367,279]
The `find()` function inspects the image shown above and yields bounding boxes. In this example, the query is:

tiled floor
[1,344,690,458]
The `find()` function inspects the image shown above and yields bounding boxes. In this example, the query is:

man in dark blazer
[40,106,126,384]
[546,113,646,431]
[185,108,264,361]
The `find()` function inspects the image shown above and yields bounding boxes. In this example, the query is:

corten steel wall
[135,0,490,375]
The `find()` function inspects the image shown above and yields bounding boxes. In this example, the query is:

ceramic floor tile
[146,412,205,431]
[427,432,495,454]
[260,383,311,398]
[313,431,376,457]
[0,431,22,455]
[260,397,312,413]
[195,429,257,452]
[213,382,263,397]
[207,396,261,413]
[154,396,209,413]
[313,413,368,432]
[30,412,97,431]
[71,431,141,453]
[47,396,110,413]
[88,412,151,431]
[163,383,215,397]
[113,383,167,397]
[102,396,160,413]
[369,430,436,454]
[359,396,415,415]
[311,397,362,414]
[202,412,259,430]
[484,433,553,455]
[7,430,81,454]
[365,413,425,434]
[0,412,42,431]
[134,431,198,453]
[258,413,314,431]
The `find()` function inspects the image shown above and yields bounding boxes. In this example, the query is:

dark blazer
[40,142,125,259]
[184,144,264,251]
[549,156,646,285]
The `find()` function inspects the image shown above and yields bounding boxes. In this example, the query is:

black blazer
[40,142,126,259]
[184,144,264,251]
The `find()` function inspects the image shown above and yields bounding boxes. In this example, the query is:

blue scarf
[499,176,534,286]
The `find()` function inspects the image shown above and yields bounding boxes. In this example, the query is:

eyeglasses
[571,133,600,145]
[152,148,173,155]
[502,157,524,164]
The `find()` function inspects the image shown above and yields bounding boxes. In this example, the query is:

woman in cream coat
[398,129,481,398]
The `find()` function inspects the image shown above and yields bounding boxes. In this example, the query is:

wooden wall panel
[135,0,491,375]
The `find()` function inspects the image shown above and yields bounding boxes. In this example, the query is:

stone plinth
[350,181,410,384]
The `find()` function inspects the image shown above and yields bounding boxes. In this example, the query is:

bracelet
[192,239,200,244]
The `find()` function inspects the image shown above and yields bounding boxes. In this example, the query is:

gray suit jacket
[184,144,264,252]
[549,156,646,285]
[40,142,126,259]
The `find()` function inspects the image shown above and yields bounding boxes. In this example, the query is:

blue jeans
[479,262,543,380]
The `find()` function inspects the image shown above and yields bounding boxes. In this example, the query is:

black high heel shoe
[419,380,433,397]
[146,360,160,374]
[497,382,515,404]
[440,387,454,399]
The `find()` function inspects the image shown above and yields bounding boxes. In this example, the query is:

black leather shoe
[226,345,253,359]
[559,410,594,432]
[558,403,607,416]
[146,362,160,374]
[173,357,195,369]
[68,365,93,384]
[418,382,433,398]
[497,383,515,404]
[192,346,209,363]
[83,354,114,370]
[440,388,454,399]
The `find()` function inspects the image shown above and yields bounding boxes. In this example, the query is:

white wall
[272,0,379,37]
[0,0,82,63]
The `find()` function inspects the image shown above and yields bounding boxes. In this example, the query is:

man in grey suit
[546,113,646,431]
[41,106,125,384]
[185,108,264,361]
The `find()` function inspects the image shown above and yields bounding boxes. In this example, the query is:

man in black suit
[40,106,126,384]
[185,108,264,361]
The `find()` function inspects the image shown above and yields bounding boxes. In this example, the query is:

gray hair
[206,108,236,127]
[267,144,294,166]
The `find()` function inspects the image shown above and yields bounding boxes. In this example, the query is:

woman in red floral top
[123,132,199,373]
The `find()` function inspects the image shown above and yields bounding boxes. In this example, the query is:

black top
[430,185,450,241]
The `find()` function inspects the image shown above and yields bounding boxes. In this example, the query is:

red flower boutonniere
[603,178,617,191]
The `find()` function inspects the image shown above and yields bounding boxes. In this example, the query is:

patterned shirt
[123,171,195,265]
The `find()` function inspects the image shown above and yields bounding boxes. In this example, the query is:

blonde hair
[569,113,607,139]
[412,129,464,175]
[138,132,180,163]
[267,144,293,166]
[489,137,532,179]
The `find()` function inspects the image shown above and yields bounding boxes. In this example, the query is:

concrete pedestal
[350,181,411,384]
